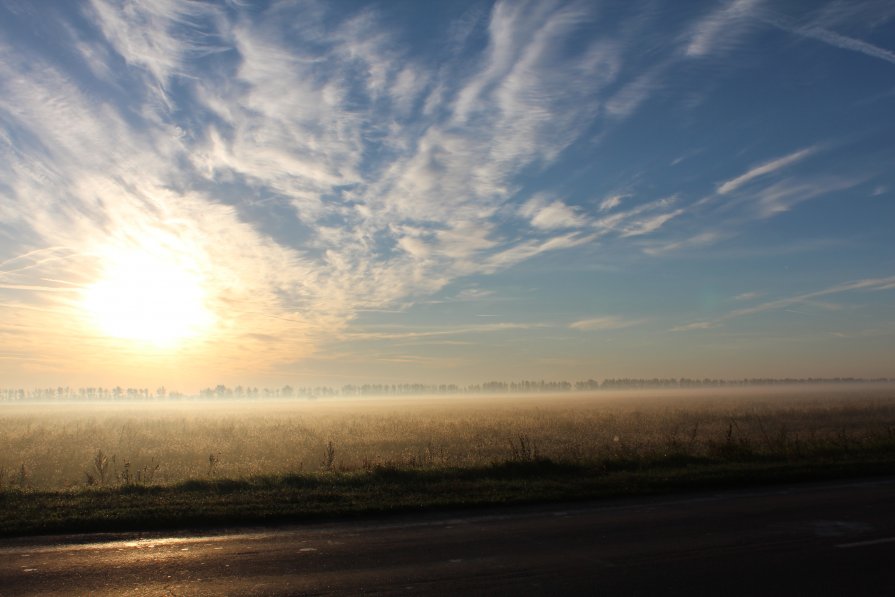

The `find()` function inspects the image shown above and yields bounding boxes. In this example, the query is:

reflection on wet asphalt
[2,478,894,596]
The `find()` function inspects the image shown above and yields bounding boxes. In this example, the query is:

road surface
[1,477,894,595]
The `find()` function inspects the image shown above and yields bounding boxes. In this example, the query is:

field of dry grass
[3,385,894,491]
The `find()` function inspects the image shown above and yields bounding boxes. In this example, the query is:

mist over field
[3,385,894,491]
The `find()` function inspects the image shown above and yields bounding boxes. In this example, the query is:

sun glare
[81,250,215,348]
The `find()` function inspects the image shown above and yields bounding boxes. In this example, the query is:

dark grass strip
[2,452,895,538]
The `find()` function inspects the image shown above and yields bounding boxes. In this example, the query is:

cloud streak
[684,0,763,58]
[717,146,820,194]
[569,316,644,331]
[794,26,895,64]
[345,322,546,341]
[672,276,895,331]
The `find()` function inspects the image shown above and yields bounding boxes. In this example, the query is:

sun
[81,249,215,348]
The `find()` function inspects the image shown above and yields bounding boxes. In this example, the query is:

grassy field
[2,385,895,536]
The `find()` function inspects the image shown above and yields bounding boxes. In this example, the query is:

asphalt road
[1,478,894,596]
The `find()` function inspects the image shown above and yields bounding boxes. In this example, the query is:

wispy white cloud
[569,316,644,331]
[484,232,597,271]
[605,70,661,120]
[598,0,762,124]
[761,3,895,66]
[593,196,679,237]
[642,232,720,256]
[621,209,684,237]
[773,19,895,65]
[670,321,718,332]
[807,0,895,30]
[86,0,221,99]
[455,288,497,301]
[684,0,764,58]
[520,195,586,230]
[670,148,704,166]
[672,276,895,331]
[726,276,895,318]
[717,146,819,194]
[797,26,895,64]
[752,176,864,218]
[599,194,625,212]
[346,322,546,341]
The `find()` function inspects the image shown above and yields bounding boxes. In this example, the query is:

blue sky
[0,0,893,390]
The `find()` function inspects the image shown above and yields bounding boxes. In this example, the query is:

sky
[1,0,894,391]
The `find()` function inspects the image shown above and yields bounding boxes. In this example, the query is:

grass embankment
[3,447,895,538]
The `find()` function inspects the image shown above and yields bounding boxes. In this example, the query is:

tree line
[0,377,892,402]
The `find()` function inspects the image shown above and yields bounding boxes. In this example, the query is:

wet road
[2,477,894,596]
